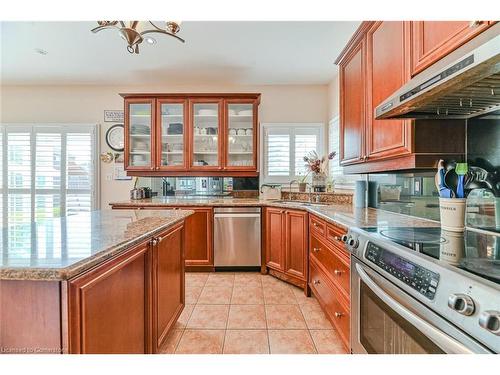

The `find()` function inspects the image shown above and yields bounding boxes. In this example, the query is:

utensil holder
[439,198,466,232]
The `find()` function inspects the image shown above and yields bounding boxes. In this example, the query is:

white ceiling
[0,21,360,86]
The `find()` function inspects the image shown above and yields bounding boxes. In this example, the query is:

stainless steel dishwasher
[213,207,261,270]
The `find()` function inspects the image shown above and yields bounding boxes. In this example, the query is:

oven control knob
[479,311,500,336]
[348,237,359,249]
[341,235,348,243]
[448,294,475,316]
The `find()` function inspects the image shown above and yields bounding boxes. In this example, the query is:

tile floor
[161,272,348,354]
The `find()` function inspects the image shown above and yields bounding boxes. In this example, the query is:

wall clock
[105,124,125,151]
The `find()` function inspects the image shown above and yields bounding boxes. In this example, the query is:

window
[261,123,324,184]
[0,125,98,247]
[328,116,358,190]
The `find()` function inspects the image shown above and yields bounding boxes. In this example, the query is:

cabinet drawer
[309,259,350,347]
[326,223,348,254]
[310,234,350,296]
[309,216,326,238]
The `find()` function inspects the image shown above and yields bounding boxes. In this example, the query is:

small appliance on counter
[260,183,282,200]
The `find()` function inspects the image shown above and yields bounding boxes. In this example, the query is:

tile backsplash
[368,116,500,231]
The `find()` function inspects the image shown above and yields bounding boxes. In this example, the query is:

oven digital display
[380,251,416,278]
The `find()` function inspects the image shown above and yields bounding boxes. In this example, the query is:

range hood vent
[376,31,500,120]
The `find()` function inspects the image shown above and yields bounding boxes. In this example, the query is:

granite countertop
[110,197,440,231]
[0,209,193,281]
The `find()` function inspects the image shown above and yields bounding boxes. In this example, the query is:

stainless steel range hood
[376,25,500,120]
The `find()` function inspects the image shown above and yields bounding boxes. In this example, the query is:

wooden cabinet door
[189,99,224,171]
[411,21,493,75]
[152,223,185,353]
[68,241,151,354]
[156,99,188,171]
[265,207,285,271]
[284,209,308,281]
[366,21,412,162]
[340,40,365,165]
[223,99,259,172]
[183,207,214,269]
[124,98,156,172]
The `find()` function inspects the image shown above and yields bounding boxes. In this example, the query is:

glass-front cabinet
[125,99,155,170]
[225,101,257,170]
[190,100,222,170]
[122,94,260,176]
[157,100,187,170]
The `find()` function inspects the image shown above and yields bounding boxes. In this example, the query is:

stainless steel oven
[346,226,499,354]
[351,258,489,354]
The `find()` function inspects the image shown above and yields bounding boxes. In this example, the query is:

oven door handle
[355,263,475,354]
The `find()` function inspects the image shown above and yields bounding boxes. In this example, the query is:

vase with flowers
[302,150,336,192]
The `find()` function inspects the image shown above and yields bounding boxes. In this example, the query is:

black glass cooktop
[361,226,500,283]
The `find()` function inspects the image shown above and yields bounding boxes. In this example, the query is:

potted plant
[303,151,336,192]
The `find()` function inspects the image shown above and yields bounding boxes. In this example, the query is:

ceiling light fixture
[91,21,184,54]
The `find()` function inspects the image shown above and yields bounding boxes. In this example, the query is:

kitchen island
[0,209,193,354]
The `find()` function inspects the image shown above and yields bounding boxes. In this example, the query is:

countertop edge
[0,210,194,282]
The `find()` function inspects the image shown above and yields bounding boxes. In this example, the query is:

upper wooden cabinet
[334,21,492,173]
[122,93,261,177]
[366,21,412,162]
[410,21,494,76]
[339,40,365,165]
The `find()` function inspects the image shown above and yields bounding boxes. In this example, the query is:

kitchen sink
[273,200,329,207]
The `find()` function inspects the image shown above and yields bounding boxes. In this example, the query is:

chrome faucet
[288,179,298,201]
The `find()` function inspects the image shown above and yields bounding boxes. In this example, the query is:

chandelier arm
[119,21,126,28]
[140,29,185,43]
[148,21,164,32]
[91,25,120,33]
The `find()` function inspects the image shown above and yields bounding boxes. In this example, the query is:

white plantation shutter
[262,124,323,184]
[0,124,97,257]
[267,131,290,177]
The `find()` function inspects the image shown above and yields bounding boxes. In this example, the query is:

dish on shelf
[198,109,217,116]
[238,109,252,116]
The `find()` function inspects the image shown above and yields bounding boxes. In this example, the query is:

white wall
[1,83,329,207]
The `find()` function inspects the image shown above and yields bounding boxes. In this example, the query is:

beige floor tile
[227,305,267,329]
[268,330,316,354]
[175,304,194,329]
[185,286,203,304]
[261,275,291,288]
[231,285,264,304]
[197,286,233,304]
[234,273,263,287]
[175,330,225,354]
[223,330,269,354]
[185,272,210,288]
[263,286,297,305]
[291,286,319,306]
[159,329,184,354]
[187,304,229,329]
[205,273,235,288]
[265,305,307,329]
[299,304,333,329]
[310,330,347,354]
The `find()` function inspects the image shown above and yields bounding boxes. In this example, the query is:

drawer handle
[334,312,343,318]
[313,279,321,285]
[157,236,163,243]
[334,269,342,276]
[313,247,321,253]
[152,238,158,246]
[469,20,483,28]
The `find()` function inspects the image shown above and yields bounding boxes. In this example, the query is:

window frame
[260,123,324,185]
[0,123,100,229]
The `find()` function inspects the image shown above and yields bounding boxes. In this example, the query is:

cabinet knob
[334,312,343,318]
[152,238,158,246]
[157,236,163,243]
[469,20,483,28]
[313,222,318,227]
[334,269,342,276]
[150,166,155,170]
[334,236,341,241]
[313,279,320,285]
[313,247,321,253]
